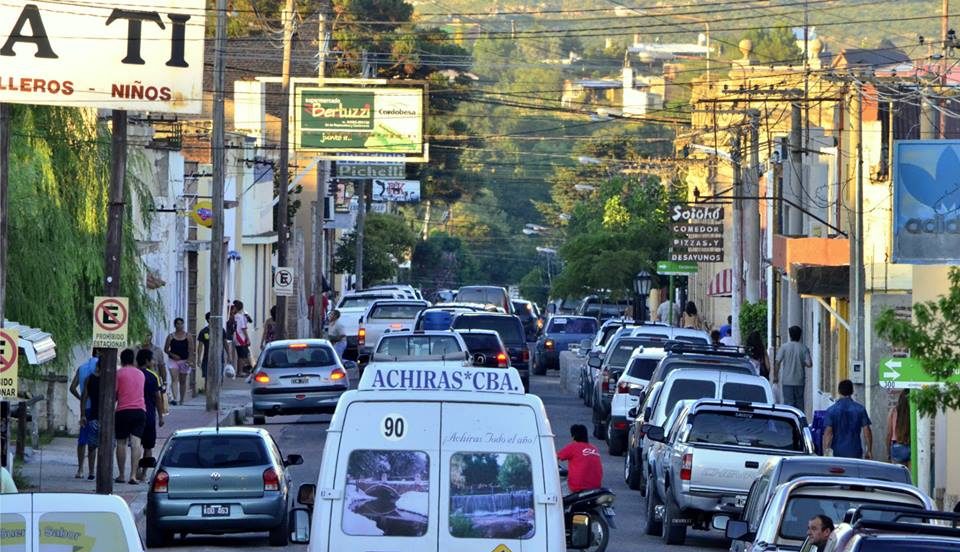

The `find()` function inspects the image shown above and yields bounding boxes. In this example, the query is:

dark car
[450,313,530,391]
[456,329,509,368]
[512,299,541,342]
[455,285,514,314]
[590,336,647,438]
[576,295,630,321]
[145,427,302,548]
[534,315,598,375]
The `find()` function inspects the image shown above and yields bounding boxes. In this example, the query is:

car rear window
[779,497,924,540]
[451,317,523,346]
[369,304,426,320]
[686,411,804,451]
[460,333,502,355]
[597,325,623,346]
[377,335,463,356]
[607,339,645,367]
[583,303,627,317]
[457,288,505,306]
[722,383,768,402]
[163,435,268,468]
[339,295,395,309]
[627,358,659,380]
[547,317,598,334]
[664,379,716,417]
[262,345,336,368]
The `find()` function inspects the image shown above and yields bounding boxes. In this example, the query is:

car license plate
[202,504,229,517]
[291,377,309,384]
[602,506,616,517]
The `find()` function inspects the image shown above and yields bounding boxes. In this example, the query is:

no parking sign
[0,328,19,398]
[92,296,129,348]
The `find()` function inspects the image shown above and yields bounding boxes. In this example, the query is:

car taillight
[497,352,508,368]
[358,327,366,347]
[680,453,693,481]
[263,468,280,491]
[330,368,346,381]
[617,381,630,394]
[522,348,529,362]
[153,469,169,493]
[613,420,628,430]
[544,339,555,350]
[254,373,270,383]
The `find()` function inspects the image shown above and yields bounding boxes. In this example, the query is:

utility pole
[730,132,744,346]
[784,103,804,331]
[941,0,949,138]
[355,180,366,291]
[207,0,228,413]
[849,82,866,398]
[0,104,9,325]
[313,0,331,335]
[95,110,127,494]
[276,0,296,337]
[744,111,761,303]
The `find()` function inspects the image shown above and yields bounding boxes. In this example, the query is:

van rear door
[438,402,549,552]
[1,494,30,552]
[327,401,440,550]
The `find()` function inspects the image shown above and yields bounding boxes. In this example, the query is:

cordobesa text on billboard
[0,0,206,113]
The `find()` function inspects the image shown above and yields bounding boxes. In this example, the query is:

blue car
[532,316,598,375]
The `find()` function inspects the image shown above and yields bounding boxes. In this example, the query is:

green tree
[738,27,802,64]
[497,453,533,490]
[333,213,417,284]
[875,268,960,415]
[519,267,550,306]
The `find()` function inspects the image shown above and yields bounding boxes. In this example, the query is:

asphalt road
[143,371,730,551]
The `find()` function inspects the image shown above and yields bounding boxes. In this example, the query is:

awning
[707,268,733,297]
[2,319,57,364]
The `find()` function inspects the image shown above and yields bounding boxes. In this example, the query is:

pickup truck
[647,399,813,545]
[357,299,429,359]
[334,291,405,360]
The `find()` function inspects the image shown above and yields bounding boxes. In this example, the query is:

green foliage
[497,454,533,490]
[458,453,499,488]
[333,213,418,284]
[738,302,767,341]
[875,268,960,416]
[410,232,478,295]
[5,106,152,374]
[519,267,550,306]
[737,27,803,64]
[449,513,480,538]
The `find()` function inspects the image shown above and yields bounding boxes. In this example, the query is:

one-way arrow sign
[882,359,902,380]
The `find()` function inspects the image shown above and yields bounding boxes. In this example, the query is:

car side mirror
[725,519,753,541]
[579,338,592,351]
[646,425,666,442]
[139,456,156,469]
[628,407,639,418]
[285,454,303,467]
[289,507,311,543]
[587,356,602,369]
[297,483,316,506]
[644,406,652,421]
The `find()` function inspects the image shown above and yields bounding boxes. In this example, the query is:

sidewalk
[17,376,251,522]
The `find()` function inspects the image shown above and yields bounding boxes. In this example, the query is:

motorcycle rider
[557,424,603,493]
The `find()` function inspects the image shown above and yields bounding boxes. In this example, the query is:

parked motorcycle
[560,467,616,551]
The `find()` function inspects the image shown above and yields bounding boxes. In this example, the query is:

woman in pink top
[115,348,146,484]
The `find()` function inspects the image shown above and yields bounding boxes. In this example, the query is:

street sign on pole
[0,328,19,398]
[878,357,960,389]
[92,296,129,349]
[657,260,699,276]
[274,267,295,297]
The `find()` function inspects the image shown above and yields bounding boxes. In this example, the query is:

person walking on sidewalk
[135,348,165,481]
[774,325,812,411]
[823,379,873,459]
[78,355,102,481]
[69,349,100,479]
[163,318,195,405]
[261,305,278,351]
[886,389,911,469]
[233,300,253,376]
[115,349,146,484]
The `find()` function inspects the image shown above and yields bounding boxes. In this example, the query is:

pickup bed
[648,399,813,545]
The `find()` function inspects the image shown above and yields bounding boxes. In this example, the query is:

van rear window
[343,450,430,537]
[687,412,803,451]
[664,380,716,416]
[449,452,535,540]
[722,383,768,402]
[627,358,659,380]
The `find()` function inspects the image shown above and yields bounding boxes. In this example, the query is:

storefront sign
[669,203,725,262]
[0,0,206,112]
[893,140,960,263]
[372,179,420,203]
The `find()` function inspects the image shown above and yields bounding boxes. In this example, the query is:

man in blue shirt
[823,379,873,459]
[69,349,100,479]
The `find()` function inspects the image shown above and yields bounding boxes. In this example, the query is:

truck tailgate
[688,444,799,497]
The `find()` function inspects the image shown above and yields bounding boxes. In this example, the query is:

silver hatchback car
[145,427,302,548]
[251,339,350,424]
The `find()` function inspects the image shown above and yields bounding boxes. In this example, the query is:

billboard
[294,86,425,156]
[893,140,960,263]
[0,0,206,112]
[668,204,725,263]
[372,179,420,203]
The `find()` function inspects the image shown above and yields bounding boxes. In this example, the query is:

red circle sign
[0,329,18,372]
[95,298,128,331]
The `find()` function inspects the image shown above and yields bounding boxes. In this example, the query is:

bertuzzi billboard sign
[294,86,425,157]
[0,0,206,112]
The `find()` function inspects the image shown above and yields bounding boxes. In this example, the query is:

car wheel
[145,517,172,548]
[645,485,663,535]
[606,423,624,456]
[625,452,641,489]
[268,508,288,547]
[662,496,687,545]
[253,414,266,425]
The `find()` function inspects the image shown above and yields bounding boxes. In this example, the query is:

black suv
[451,313,530,391]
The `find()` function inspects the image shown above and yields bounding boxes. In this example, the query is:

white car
[334,291,406,358]
[357,300,430,358]
[606,346,667,455]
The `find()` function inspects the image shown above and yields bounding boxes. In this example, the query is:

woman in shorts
[163,318,195,405]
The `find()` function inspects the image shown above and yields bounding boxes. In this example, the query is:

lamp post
[634,270,652,322]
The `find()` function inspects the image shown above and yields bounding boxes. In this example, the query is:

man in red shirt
[557,424,603,493]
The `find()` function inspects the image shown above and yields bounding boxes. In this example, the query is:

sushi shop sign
[0,0,206,112]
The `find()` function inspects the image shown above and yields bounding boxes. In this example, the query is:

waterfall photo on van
[449,452,535,540]
[343,450,430,537]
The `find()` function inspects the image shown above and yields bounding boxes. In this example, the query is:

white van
[289,362,565,551]
[1,493,144,551]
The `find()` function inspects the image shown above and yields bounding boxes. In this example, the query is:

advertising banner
[372,180,421,203]
[893,140,960,263]
[669,204,725,262]
[295,86,424,155]
[0,0,206,112]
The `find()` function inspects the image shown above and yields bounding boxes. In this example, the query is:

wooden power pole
[0,104,9,325]
[276,0,296,338]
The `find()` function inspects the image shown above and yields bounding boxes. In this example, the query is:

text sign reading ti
[0,0,206,112]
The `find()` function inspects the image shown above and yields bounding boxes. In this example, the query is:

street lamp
[634,270,652,322]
